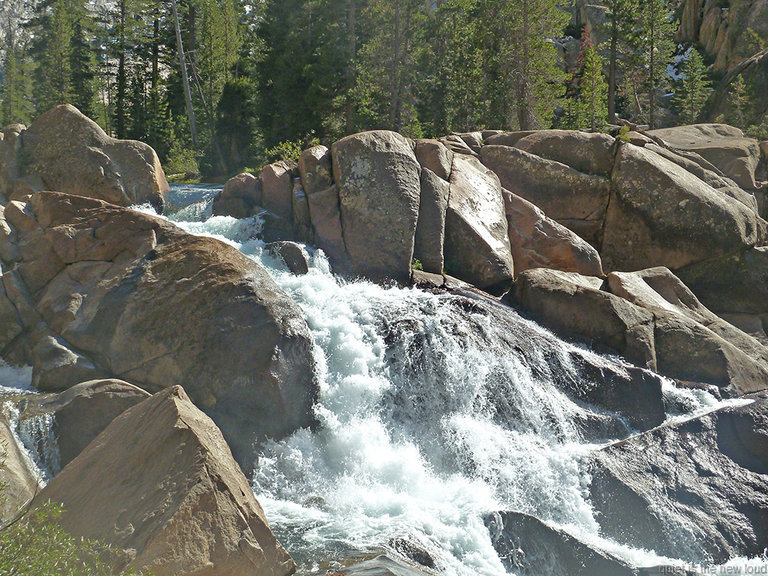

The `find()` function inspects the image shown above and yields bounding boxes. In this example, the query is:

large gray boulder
[212,172,262,218]
[602,144,758,272]
[511,129,617,177]
[38,386,296,576]
[503,189,603,277]
[510,268,656,369]
[1,192,318,467]
[677,247,768,345]
[485,511,635,576]
[413,168,449,274]
[649,124,762,190]
[480,145,611,247]
[297,145,333,196]
[332,131,421,283]
[589,396,768,563]
[444,155,515,291]
[20,105,169,210]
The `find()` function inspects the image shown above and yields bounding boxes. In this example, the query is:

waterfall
[139,186,761,574]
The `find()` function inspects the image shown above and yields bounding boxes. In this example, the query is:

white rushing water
[141,186,767,575]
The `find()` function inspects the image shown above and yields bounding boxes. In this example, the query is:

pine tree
[1,27,34,125]
[727,75,751,129]
[674,48,710,124]
[352,0,425,136]
[639,0,675,128]
[577,44,608,131]
[603,0,639,122]
[481,0,567,130]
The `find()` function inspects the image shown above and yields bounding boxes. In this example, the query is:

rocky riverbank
[1,104,768,575]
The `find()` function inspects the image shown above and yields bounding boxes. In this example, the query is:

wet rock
[0,406,41,524]
[444,155,515,292]
[484,511,635,576]
[589,395,768,563]
[20,104,168,210]
[37,386,296,576]
[267,241,310,275]
[332,130,421,283]
[212,172,262,218]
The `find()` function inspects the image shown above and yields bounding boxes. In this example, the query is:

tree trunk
[171,0,198,147]
[608,24,617,123]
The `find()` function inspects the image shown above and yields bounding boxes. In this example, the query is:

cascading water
[141,185,764,574]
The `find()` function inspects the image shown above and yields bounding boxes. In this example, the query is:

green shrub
[0,458,143,576]
[164,143,200,177]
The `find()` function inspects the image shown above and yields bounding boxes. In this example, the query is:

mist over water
[135,185,764,574]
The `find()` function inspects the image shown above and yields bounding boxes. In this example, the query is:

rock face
[267,241,310,275]
[603,143,758,272]
[0,192,318,467]
[511,130,616,177]
[606,267,768,393]
[512,266,768,393]
[18,105,169,210]
[444,155,515,291]
[212,172,261,218]
[502,189,603,277]
[0,407,41,524]
[679,0,768,74]
[480,145,611,247]
[332,130,421,283]
[649,124,763,191]
[413,168,450,274]
[21,379,150,469]
[261,161,294,220]
[485,511,634,576]
[38,386,296,576]
[511,268,657,368]
[677,247,768,344]
[589,394,768,563]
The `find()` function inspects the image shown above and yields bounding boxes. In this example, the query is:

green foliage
[164,143,200,176]
[411,258,423,271]
[674,48,711,124]
[576,44,609,131]
[263,138,316,167]
[727,75,751,128]
[638,0,676,127]
[0,41,35,126]
[0,459,140,576]
[481,0,568,130]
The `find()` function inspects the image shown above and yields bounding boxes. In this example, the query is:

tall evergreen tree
[603,0,639,122]
[352,0,425,135]
[1,25,34,125]
[577,43,608,131]
[674,47,710,124]
[639,0,675,128]
[481,0,567,130]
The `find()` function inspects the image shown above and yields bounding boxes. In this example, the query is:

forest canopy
[0,0,766,178]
